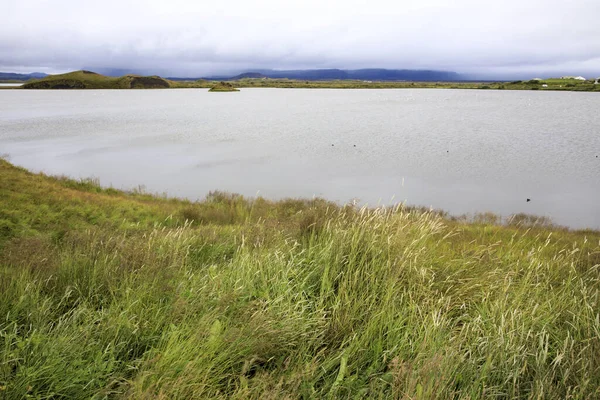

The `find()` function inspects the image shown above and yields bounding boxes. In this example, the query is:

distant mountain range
[201,68,462,82]
[0,72,48,81]
[4,68,462,82]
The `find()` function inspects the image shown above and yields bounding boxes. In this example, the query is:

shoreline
[1,158,596,233]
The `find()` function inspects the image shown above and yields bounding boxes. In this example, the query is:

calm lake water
[1,89,599,229]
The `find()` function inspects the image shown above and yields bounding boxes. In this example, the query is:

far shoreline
[4,70,599,92]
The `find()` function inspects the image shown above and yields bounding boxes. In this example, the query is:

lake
[0,88,598,229]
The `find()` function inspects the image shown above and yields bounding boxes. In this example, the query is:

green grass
[174,77,600,92]
[208,81,240,92]
[1,158,599,398]
[22,71,171,89]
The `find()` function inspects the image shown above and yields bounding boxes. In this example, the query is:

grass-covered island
[208,81,240,92]
[21,70,171,89]
[1,158,599,398]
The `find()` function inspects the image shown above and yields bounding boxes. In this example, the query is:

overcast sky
[2,0,599,78]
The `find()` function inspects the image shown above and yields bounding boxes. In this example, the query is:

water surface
[1,88,598,228]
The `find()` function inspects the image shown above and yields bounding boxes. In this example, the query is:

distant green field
[174,76,600,91]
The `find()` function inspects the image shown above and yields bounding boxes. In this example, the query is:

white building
[561,76,587,80]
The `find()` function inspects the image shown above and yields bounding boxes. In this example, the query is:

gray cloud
[2,0,599,78]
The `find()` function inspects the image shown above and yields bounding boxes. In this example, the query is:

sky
[1,0,599,79]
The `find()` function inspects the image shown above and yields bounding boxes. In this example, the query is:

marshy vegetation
[180,77,600,91]
[1,158,599,398]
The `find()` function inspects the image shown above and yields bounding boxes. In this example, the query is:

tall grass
[1,160,599,398]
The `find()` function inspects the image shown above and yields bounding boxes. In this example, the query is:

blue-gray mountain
[208,69,462,81]
[0,72,48,81]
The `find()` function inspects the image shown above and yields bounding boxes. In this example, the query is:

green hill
[1,158,599,398]
[22,70,171,89]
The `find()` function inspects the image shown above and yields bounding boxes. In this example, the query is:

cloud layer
[2,0,599,78]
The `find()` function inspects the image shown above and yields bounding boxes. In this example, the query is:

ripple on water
[0,88,598,229]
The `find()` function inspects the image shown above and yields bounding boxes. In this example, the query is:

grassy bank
[1,159,599,398]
